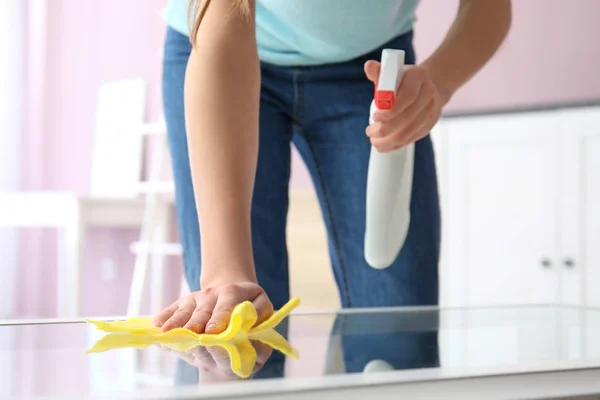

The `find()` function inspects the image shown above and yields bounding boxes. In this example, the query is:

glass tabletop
[2,305,600,399]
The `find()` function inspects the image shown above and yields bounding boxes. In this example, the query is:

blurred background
[1,0,599,321]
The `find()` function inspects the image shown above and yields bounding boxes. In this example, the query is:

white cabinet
[438,112,561,307]
[582,131,600,307]
[435,105,600,308]
[559,107,600,308]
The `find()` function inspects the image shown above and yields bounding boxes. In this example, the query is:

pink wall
[20,0,171,318]
[19,0,600,318]
[415,0,600,111]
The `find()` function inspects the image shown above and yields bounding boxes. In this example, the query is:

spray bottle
[364,49,414,269]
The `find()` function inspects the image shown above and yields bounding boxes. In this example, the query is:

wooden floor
[287,190,340,311]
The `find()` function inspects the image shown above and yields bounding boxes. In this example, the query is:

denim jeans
[162,27,440,311]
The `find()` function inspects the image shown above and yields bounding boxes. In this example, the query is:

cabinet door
[559,106,600,307]
[442,112,561,307]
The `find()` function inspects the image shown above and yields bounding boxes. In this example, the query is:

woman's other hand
[364,61,445,153]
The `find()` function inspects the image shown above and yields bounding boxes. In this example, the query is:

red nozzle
[374,87,395,110]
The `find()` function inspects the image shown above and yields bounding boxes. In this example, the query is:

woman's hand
[152,280,273,334]
[363,0,512,154]
[364,61,445,153]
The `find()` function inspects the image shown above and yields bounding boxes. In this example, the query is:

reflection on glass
[172,340,276,381]
[330,311,440,373]
[86,298,300,378]
[6,304,598,398]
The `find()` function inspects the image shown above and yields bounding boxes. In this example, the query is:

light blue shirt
[165,0,420,66]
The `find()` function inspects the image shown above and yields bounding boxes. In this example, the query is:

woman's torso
[165,0,420,66]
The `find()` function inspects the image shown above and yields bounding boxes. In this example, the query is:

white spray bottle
[364,49,415,269]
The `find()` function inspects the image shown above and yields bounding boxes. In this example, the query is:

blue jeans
[162,28,440,310]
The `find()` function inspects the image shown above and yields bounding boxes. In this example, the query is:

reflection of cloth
[86,298,300,378]
[251,319,289,380]
[174,320,290,386]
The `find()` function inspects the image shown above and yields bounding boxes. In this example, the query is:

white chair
[92,79,184,318]
[125,122,184,318]
[0,193,147,318]
[0,79,174,318]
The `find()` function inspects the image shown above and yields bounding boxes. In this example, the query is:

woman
[155,0,511,334]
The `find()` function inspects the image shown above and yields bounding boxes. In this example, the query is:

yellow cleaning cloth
[86,297,300,378]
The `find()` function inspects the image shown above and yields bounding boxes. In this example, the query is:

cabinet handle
[541,258,552,268]
[564,258,575,268]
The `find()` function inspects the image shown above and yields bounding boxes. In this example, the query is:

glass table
[2,305,600,399]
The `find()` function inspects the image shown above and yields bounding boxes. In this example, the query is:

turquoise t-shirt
[165,0,420,66]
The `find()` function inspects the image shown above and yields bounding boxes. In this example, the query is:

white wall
[0,0,24,318]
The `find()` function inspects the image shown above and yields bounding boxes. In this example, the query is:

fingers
[364,60,381,84]
[373,68,430,122]
[152,302,179,328]
[367,82,427,139]
[252,292,274,326]
[204,286,244,334]
[387,72,424,117]
[367,83,432,146]
[161,298,196,332]
[157,290,217,333]
[204,283,266,333]
[183,293,217,333]
[366,66,439,153]
[395,101,436,144]
[183,307,213,334]
[152,283,272,336]
[370,103,433,152]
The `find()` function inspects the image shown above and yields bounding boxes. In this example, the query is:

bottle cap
[374,49,405,110]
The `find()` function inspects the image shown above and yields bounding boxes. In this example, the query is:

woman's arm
[421,0,512,105]
[184,0,259,287]
[155,0,271,334]
[365,0,512,151]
